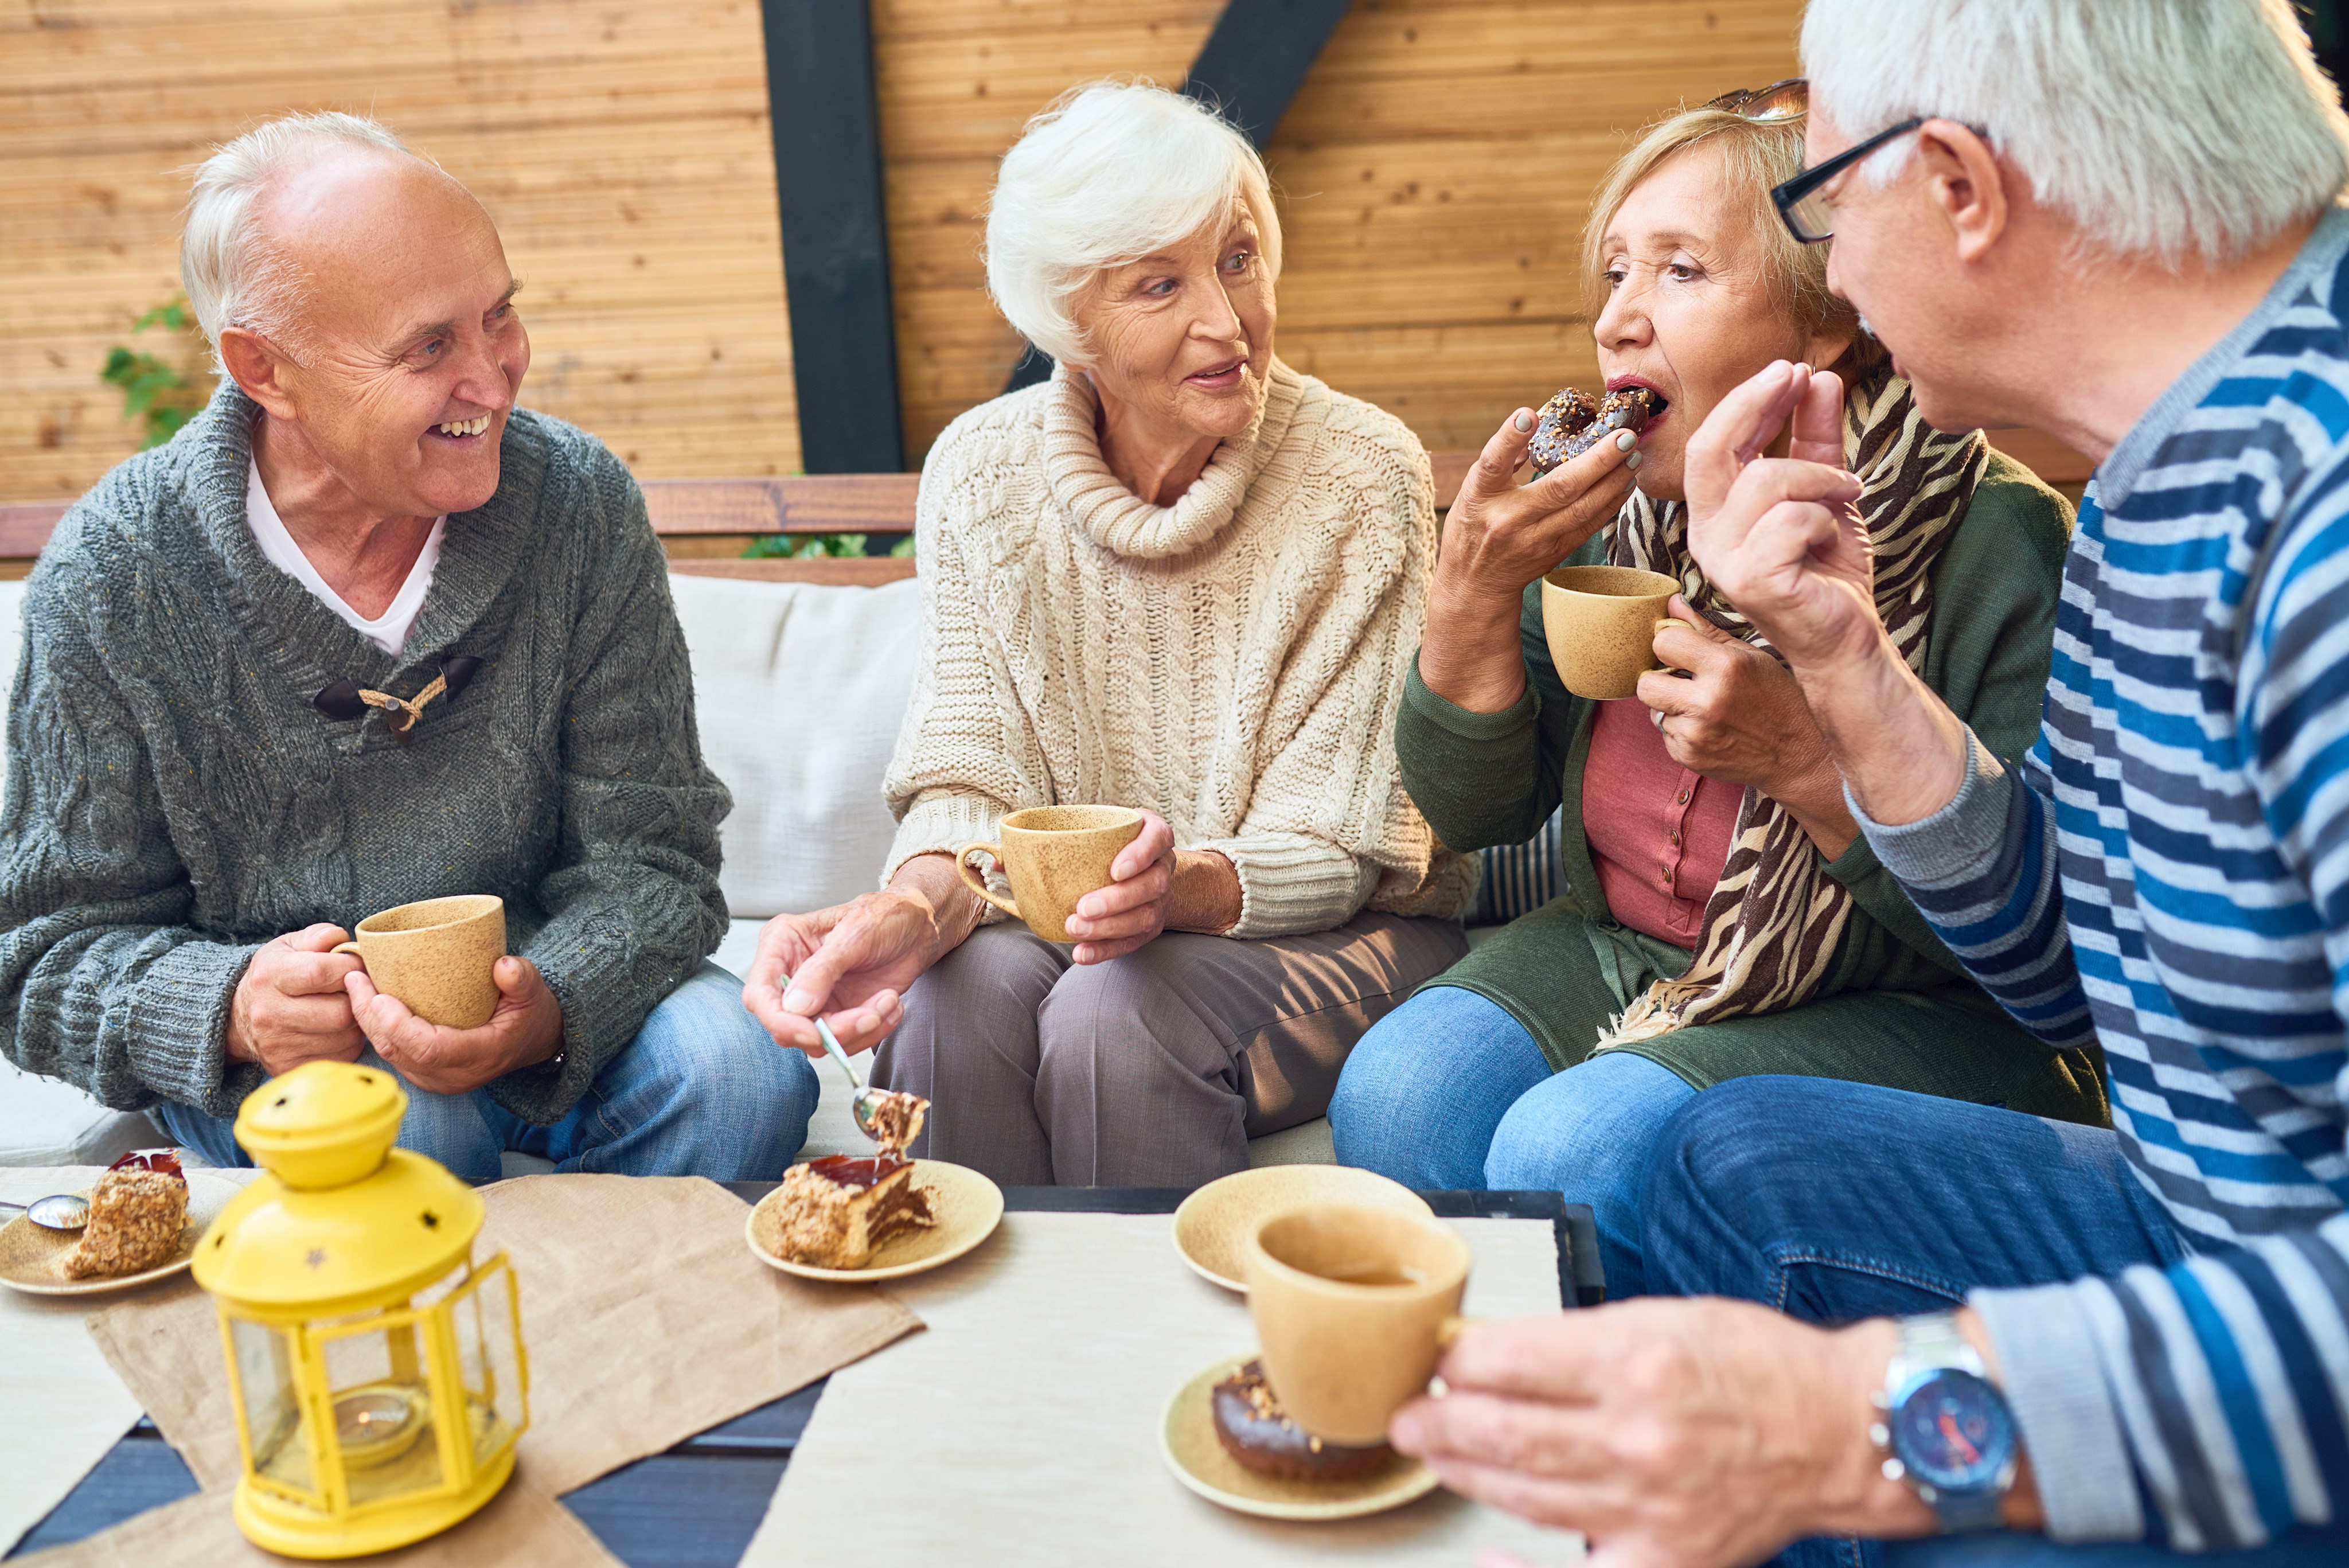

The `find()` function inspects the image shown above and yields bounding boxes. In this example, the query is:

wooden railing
[0,432,2091,586]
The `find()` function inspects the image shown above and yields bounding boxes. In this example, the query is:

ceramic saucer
[745,1158,1004,1282]
[0,1171,239,1297]
[1158,1351,1440,1521]
[1172,1165,1432,1293]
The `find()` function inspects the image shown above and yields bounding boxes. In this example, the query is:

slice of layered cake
[769,1154,937,1269]
[60,1152,189,1280]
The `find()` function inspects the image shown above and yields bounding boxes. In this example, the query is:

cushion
[0,1058,165,1167]
[1471,805,1567,925]
[672,574,925,920]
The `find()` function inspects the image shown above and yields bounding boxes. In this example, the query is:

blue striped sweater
[1860,209,2349,1550]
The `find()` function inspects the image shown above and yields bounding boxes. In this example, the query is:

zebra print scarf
[1596,362,1988,1046]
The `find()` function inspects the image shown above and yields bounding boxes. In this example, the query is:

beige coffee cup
[1239,1203,1474,1446]
[955,805,1146,943]
[331,894,506,1029]
[1541,564,1683,700]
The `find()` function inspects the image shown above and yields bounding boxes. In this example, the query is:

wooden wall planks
[7,0,1832,499]
[1,0,799,500]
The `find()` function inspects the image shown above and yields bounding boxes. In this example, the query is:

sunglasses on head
[1704,77,1808,122]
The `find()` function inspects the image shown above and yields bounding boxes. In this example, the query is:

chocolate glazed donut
[1210,1359,1396,1481]
[1527,385,1660,475]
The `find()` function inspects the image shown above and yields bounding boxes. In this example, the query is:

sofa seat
[3,572,1485,1177]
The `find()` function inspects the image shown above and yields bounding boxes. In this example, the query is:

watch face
[1890,1368,2014,1493]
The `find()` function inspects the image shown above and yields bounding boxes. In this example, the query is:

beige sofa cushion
[671,573,924,919]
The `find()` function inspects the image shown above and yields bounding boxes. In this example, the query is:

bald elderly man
[0,112,818,1178]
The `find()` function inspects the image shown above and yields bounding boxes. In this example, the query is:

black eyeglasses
[1770,117,1927,244]
[1704,77,1808,123]
[314,656,481,744]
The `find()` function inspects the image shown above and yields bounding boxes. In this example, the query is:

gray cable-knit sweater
[0,381,731,1125]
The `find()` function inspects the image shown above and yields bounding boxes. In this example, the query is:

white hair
[181,111,426,361]
[985,81,1282,367]
[1801,0,2349,270]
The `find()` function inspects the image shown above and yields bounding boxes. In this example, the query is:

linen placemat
[87,1173,922,1495]
[0,1165,258,1555]
[17,1474,619,1568]
[747,1210,1585,1567]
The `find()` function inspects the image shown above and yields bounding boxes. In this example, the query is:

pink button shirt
[1580,697,1743,947]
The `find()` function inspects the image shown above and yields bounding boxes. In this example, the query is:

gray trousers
[872,912,1469,1187]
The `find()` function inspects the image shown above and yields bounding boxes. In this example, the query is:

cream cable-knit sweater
[883,360,1473,939]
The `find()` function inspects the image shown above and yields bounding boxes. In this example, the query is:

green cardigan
[1396,453,2072,1079]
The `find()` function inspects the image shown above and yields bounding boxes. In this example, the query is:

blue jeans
[1330,986,1553,1187]
[1329,986,1696,1296]
[157,962,818,1181]
[1642,1076,2348,1568]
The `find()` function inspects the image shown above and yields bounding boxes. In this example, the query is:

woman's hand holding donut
[1422,405,1644,714]
[1637,598,1858,858]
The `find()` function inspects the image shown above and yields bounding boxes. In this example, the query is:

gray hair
[1801,0,2349,270]
[985,81,1282,368]
[181,111,426,361]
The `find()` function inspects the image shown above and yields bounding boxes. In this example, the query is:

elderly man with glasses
[1390,5,2349,1568]
[0,112,818,1179]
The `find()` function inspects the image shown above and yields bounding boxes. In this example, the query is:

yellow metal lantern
[191,1060,529,1558]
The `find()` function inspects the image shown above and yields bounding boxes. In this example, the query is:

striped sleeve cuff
[1850,730,2015,887]
[1970,1281,2147,1542]
[1978,1221,2349,1555]
[1850,729,2094,1047]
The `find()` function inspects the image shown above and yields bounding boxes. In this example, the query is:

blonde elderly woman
[743,83,1472,1187]
[1329,82,2106,1294]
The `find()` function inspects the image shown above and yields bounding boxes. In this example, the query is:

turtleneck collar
[1041,357,1305,559]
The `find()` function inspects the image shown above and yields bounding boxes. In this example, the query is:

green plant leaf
[889,535,916,558]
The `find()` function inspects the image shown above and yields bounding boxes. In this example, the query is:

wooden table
[7,1185,1594,1566]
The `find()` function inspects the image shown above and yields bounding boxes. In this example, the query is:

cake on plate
[768,1154,936,1269]
[60,1152,189,1280]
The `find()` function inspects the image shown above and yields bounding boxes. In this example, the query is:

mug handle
[955,842,1024,921]
[1650,617,1698,675]
[330,941,365,961]
[1437,1314,1482,1351]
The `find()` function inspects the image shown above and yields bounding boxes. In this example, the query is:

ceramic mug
[955,806,1146,943]
[331,895,506,1029]
[1239,1203,1474,1446]
[1540,564,1683,700]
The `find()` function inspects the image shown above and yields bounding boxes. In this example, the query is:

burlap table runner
[54,1174,919,1562]
[749,1210,1584,1567]
[19,1475,618,1567]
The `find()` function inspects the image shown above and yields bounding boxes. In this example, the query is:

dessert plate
[0,1172,239,1297]
[745,1159,1005,1282]
[1172,1165,1433,1293]
[1158,1351,1441,1521]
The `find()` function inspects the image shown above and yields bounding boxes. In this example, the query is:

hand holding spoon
[812,1017,927,1155]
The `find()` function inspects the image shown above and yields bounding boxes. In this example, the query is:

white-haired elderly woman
[743,82,1473,1187]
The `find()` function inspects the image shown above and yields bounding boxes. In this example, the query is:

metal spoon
[812,1016,910,1149]
[0,1192,89,1231]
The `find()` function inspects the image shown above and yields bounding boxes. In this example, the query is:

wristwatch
[1870,1312,2019,1533]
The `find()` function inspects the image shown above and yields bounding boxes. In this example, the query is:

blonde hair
[986,80,1282,368]
[1582,106,1875,365]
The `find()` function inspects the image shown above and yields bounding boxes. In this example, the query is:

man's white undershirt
[246,459,445,656]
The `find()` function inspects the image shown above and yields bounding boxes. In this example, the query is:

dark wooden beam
[1002,0,1352,396]
[760,1,906,473]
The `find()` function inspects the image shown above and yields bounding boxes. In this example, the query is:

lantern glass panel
[451,1259,524,1465]
[229,1317,315,1501]
[315,1313,444,1506]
